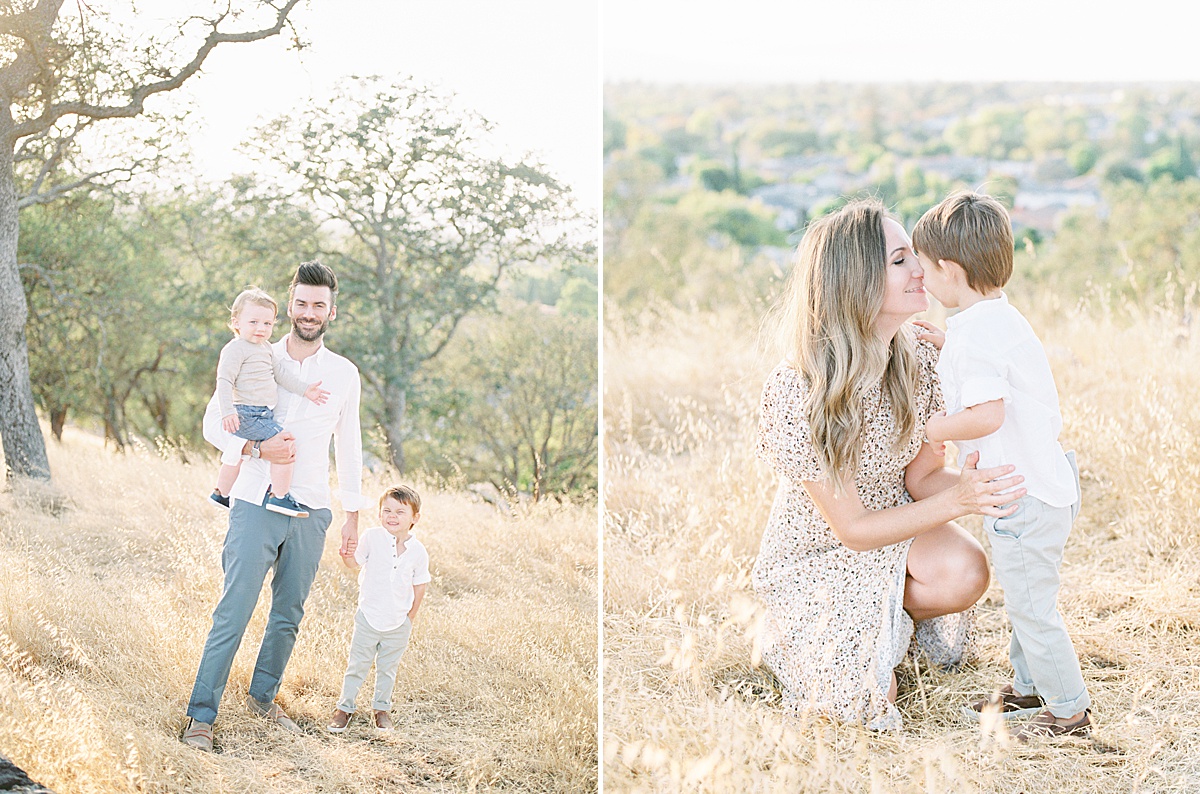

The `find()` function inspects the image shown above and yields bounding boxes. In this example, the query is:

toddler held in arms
[209,287,328,517]
[912,192,1089,740]
[328,485,431,733]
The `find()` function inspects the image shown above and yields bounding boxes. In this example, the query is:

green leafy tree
[946,106,1025,161]
[1146,137,1197,182]
[431,309,596,501]
[1067,141,1100,175]
[0,0,301,483]
[19,193,206,449]
[557,276,598,318]
[247,76,587,473]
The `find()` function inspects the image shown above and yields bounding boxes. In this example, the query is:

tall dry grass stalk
[603,295,1200,793]
[0,433,597,793]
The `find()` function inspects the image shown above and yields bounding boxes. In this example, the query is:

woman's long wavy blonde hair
[768,199,920,486]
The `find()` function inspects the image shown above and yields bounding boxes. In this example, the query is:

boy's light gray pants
[984,451,1090,718]
[336,609,412,713]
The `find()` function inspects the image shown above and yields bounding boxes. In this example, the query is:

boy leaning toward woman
[913,191,1090,740]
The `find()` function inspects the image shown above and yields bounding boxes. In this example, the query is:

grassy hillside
[0,434,597,793]
[603,296,1200,793]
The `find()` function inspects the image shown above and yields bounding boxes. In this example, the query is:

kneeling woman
[752,199,1024,730]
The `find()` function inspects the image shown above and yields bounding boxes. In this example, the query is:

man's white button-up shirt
[203,334,364,512]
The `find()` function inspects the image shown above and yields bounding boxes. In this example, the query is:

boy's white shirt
[354,526,431,632]
[936,292,1077,508]
[202,334,364,512]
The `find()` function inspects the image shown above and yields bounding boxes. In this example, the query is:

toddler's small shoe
[265,492,309,518]
[208,490,230,510]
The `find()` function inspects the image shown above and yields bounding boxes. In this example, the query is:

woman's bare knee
[949,556,990,611]
[907,523,989,615]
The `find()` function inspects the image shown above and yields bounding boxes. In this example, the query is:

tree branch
[20,116,93,199]
[17,162,137,208]
[9,0,301,141]
[13,126,52,162]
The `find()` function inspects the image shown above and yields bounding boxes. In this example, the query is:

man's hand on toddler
[257,432,296,464]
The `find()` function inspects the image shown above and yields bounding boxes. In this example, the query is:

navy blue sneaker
[265,492,309,518]
[208,490,230,510]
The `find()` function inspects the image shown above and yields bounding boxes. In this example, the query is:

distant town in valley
[604,82,1200,308]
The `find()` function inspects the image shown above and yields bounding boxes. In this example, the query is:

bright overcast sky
[605,0,1200,84]
[153,1,599,213]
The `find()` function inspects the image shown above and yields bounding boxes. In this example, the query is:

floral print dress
[751,336,973,731]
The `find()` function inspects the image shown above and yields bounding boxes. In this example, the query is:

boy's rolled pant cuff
[1045,688,1091,719]
[1012,677,1037,698]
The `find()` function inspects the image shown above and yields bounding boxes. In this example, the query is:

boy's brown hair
[912,191,1014,292]
[379,484,421,514]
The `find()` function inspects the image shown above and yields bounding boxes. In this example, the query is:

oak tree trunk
[0,132,50,481]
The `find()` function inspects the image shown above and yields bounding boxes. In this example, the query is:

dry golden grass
[603,296,1200,793]
[0,431,597,793]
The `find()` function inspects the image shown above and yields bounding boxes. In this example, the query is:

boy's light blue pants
[187,498,332,725]
[984,451,1090,718]
[336,609,413,713]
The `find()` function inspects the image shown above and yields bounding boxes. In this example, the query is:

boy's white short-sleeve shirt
[354,526,431,632]
[936,292,1077,507]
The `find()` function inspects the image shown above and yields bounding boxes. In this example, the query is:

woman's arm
[804,451,1024,552]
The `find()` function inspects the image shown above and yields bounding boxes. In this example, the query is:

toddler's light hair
[229,287,278,333]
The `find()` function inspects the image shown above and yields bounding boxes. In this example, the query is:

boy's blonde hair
[379,485,421,515]
[229,287,278,333]
[911,191,1013,292]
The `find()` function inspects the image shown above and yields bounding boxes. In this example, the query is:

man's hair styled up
[289,260,339,303]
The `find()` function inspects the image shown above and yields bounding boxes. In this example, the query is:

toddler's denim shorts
[233,404,284,441]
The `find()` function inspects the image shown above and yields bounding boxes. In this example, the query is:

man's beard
[291,315,329,342]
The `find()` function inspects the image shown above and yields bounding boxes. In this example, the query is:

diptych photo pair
[2,1,1200,792]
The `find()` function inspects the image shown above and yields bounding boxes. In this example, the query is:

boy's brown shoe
[962,684,1045,722]
[327,708,351,734]
[1011,708,1092,741]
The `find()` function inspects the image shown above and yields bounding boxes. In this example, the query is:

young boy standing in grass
[912,192,1090,740]
[328,485,431,733]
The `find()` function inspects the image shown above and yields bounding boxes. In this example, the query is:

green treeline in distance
[18,80,597,503]
[604,81,1200,314]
